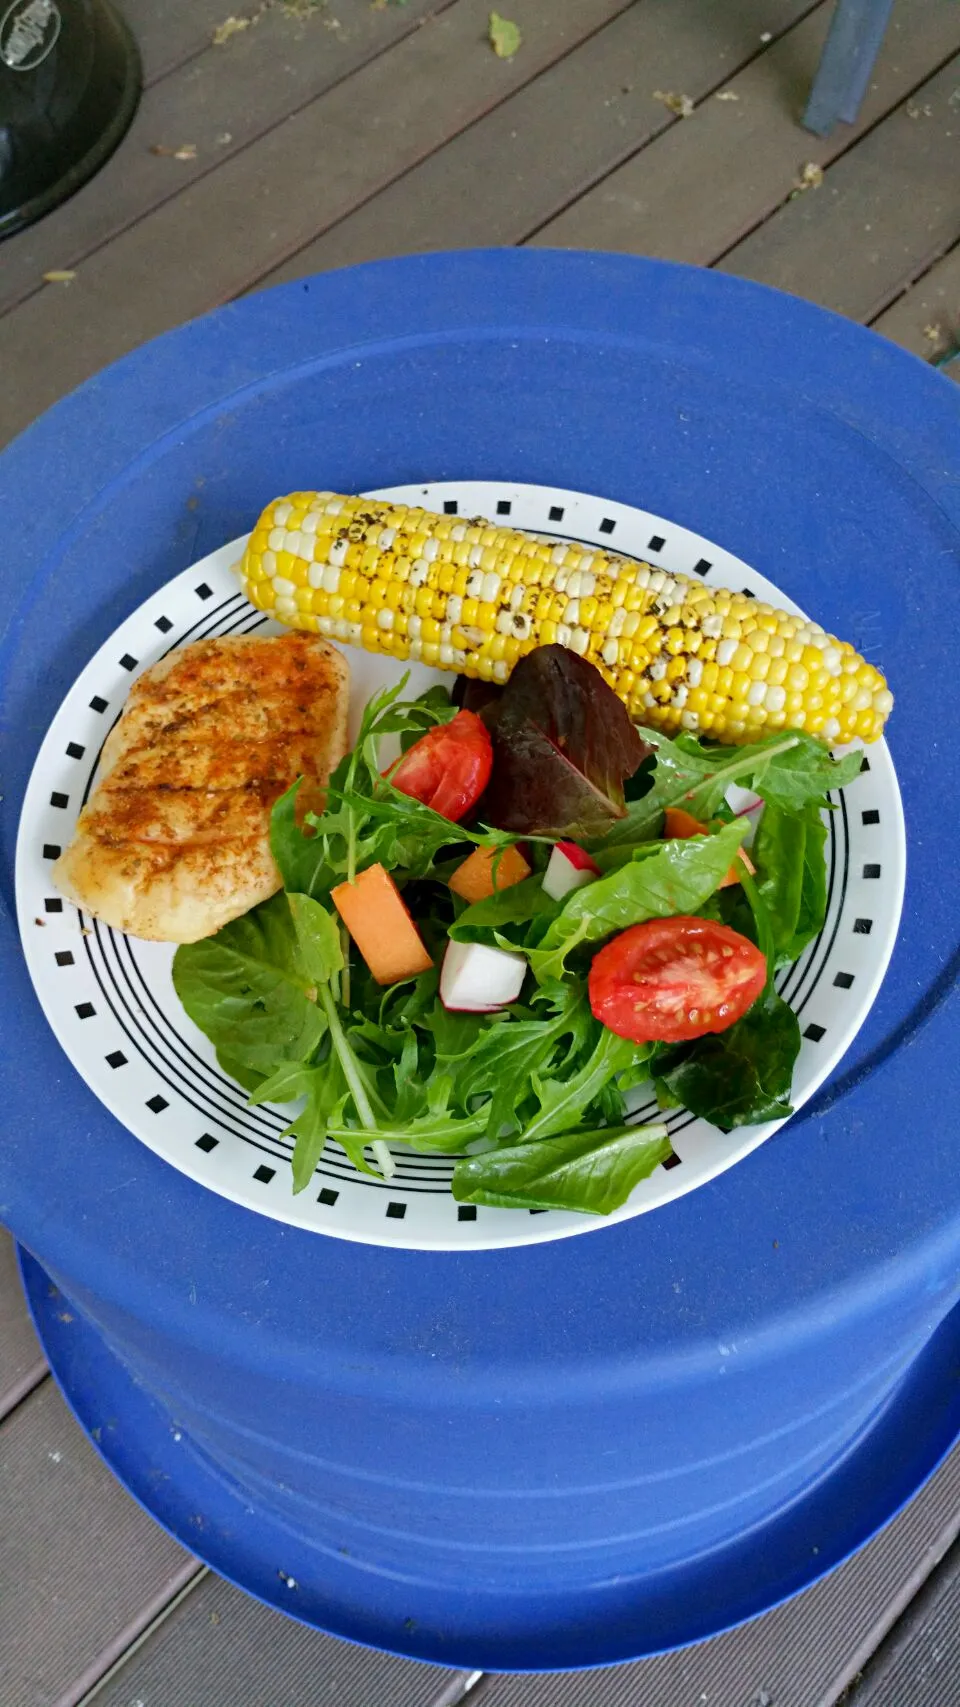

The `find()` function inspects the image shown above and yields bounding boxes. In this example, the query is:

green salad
[172,645,862,1216]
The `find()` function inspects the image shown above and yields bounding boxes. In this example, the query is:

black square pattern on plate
[196,1133,218,1154]
[45,898,63,914]
[50,792,69,809]
[119,653,138,672]
[154,615,173,634]
[853,918,873,935]
[862,809,880,826]
[43,844,61,860]
[195,583,213,601]
[146,1094,169,1114]
[662,1152,682,1170]
[106,1051,127,1069]
[318,1187,339,1206]
[443,500,458,515]
[457,1205,477,1222]
[833,972,855,989]
[741,587,756,599]
[862,864,881,879]
[648,534,666,552]
[860,756,871,773]
[804,1023,826,1042]
[693,558,712,578]
[386,1201,407,1220]
[89,695,108,713]
[548,505,565,522]
[75,1001,95,1018]
[254,1164,275,1184]
[599,517,616,535]
[54,950,74,967]
[66,742,85,760]
[529,1208,548,1215]
[496,500,512,516]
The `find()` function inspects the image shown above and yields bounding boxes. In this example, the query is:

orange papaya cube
[331,863,433,985]
[448,842,531,905]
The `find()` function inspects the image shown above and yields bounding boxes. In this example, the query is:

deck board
[0,1233,45,1422]
[842,1537,960,1706]
[530,0,960,265]
[871,239,960,370]
[82,1571,471,1707]
[0,1378,198,1707]
[0,0,636,449]
[718,52,960,317]
[254,0,824,286]
[0,0,452,319]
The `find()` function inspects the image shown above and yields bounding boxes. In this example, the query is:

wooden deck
[2,0,959,1699]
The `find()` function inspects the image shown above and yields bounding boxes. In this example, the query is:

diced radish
[440,940,527,1012]
[542,840,601,902]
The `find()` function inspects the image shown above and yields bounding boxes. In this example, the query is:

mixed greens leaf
[172,646,864,1214]
[481,644,653,839]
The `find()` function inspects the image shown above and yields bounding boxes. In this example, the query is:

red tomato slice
[386,710,493,823]
[588,917,767,1044]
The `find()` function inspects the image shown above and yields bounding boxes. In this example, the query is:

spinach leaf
[530,819,746,980]
[172,894,327,1073]
[452,1121,671,1214]
[782,808,828,962]
[482,644,652,838]
[651,987,801,1128]
[751,802,806,959]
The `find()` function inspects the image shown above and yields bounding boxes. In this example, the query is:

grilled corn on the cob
[236,493,893,745]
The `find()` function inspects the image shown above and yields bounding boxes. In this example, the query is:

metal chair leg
[803,0,895,136]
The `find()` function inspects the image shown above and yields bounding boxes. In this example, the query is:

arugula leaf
[596,728,861,850]
[488,11,521,58]
[453,1122,671,1214]
[530,819,746,979]
[215,1049,266,1095]
[651,988,801,1128]
[450,875,559,944]
[287,892,344,986]
[172,894,327,1072]
[751,802,806,960]
[482,645,652,838]
[523,1024,647,1142]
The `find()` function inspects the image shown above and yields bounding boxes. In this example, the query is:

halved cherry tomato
[662,806,756,887]
[588,917,767,1044]
[386,710,493,823]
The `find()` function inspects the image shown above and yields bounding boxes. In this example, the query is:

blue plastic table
[2,250,960,1673]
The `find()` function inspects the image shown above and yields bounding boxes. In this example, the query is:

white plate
[15,482,905,1251]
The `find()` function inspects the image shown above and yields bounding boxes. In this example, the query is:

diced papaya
[662,806,756,888]
[331,863,433,985]
[448,842,532,904]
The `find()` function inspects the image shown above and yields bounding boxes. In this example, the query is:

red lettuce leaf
[480,646,653,838]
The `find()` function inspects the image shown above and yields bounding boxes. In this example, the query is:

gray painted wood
[871,239,960,373]
[841,1537,960,1706]
[474,1442,960,1707]
[0,1232,45,1421]
[81,1571,473,1707]
[118,0,261,84]
[530,0,960,267]
[0,1379,199,1707]
[0,0,453,320]
[255,0,824,287]
[0,0,636,449]
[718,52,960,319]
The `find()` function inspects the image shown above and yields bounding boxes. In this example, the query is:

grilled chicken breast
[53,632,349,943]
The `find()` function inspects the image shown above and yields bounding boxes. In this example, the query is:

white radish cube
[542,840,601,902]
[440,940,527,1012]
